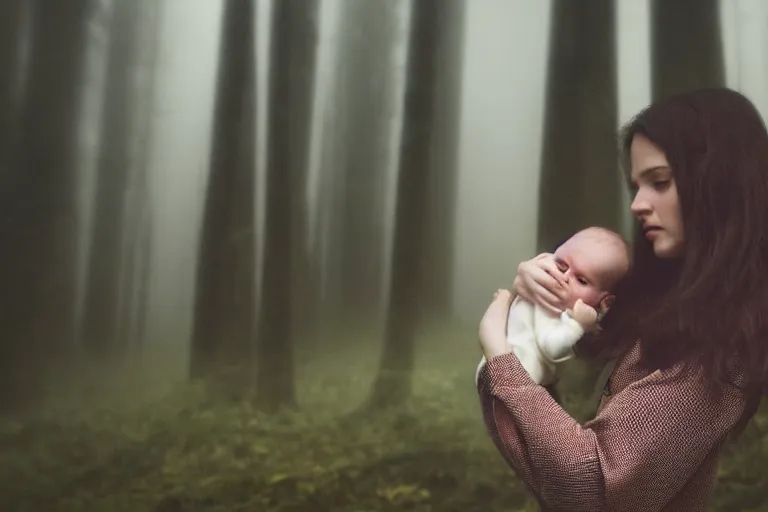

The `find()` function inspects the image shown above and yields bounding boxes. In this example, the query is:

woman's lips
[644,226,662,239]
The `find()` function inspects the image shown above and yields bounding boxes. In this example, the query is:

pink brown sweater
[476,341,746,511]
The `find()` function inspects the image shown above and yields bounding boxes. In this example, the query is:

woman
[475,88,768,511]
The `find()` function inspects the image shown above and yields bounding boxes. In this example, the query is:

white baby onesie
[475,296,584,386]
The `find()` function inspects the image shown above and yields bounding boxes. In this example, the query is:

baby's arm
[538,300,597,362]
[538,314,583,362]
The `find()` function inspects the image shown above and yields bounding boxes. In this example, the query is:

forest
[0,0,766,510]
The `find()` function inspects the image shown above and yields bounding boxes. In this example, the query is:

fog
[3,0,768,509]
[134,0,768,345]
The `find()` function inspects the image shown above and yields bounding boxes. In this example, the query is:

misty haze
[0,0,766,510]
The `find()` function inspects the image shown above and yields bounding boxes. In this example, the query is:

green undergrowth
[0,329,766,511]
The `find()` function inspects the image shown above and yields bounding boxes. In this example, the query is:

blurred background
[1,0,767,510]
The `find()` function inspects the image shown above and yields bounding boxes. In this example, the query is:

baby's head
[552,227,630,314]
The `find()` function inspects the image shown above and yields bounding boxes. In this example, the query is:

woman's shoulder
[604,340,748,404]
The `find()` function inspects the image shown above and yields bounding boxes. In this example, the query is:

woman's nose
[630,192,651,216]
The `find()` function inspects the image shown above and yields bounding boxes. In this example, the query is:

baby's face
[552,233,629,310]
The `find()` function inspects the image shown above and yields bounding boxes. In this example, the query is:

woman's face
[629,134,685,259]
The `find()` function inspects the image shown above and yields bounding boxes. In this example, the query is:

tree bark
[335,0,396,325]
[0,0,93,413]
[536,0,622,254]
[418,0,466,321]
[255,0,319,412]
[190,0,257,385]
[119,0,162,350]
[0,0,27,176]
[651,0,724,100]
[82,0,142,355]
[368,0,446,409]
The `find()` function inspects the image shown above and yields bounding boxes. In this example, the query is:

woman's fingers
[533,265,568,297]
[511,275,532,302]
[538,258,569,287]
[538,300,563,316]
[532,284,564,313]
[514,253,570,312]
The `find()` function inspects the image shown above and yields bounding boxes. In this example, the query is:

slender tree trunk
[418,0,465,322]
[190,0,257,384]
[536,0,621,254]
[0,0,93,413]
[0,0,27,175]
[132,207,153,348]
[651,0,724,100]
[368,0,444,409]
[335,0,396,326]
[255,0,319,412]
[535,0,622,409]
[120,0,162,349]
[288,1,321,347]
[82,0,141,355]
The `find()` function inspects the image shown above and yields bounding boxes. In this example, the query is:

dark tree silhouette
[536,0,622,254]
[368,0,452,409]
[418,0,465,321]
[651,0,724,100]
[118,0,162,349]
[82,0,142,355]
[0,0,93,412]
[0,0,27,174]
[288,4,323,348]
[255,0,319,412]
[190,0,257,384]
[333,0,398,326]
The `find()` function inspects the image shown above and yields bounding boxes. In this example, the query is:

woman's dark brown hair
[586,88,768,433]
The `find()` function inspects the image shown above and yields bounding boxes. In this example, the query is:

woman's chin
[650,234,684,259]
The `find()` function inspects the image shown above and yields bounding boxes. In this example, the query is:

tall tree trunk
[536,0,621,410]
[368,0,445,409]
[131,207,153,348]
[82,0,141,355]
[255,0,319,412]
[335,0,397,326]
[190,0,257,384]
[418,0,466,322]
[651,0,724,100]
[536,0,621,254]
[0,0,28,175]
[0,0,93,413]
[288,1,321,347]
[119,0,162,349]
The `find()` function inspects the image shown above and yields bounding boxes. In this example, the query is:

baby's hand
[568,299,598,331]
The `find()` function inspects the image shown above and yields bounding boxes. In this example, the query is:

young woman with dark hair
[476,88,768,511]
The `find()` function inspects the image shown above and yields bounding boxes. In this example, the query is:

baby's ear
[598,294,615,315]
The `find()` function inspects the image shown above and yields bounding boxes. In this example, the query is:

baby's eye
[577,277,588,285]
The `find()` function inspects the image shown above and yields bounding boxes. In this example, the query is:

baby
[475,226,630,386]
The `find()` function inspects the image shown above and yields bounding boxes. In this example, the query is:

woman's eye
[652,180,670,190]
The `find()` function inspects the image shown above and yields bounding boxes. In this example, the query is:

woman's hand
[512,253,569,315]
[478,289,514,359]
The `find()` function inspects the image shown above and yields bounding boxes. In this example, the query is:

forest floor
[1,323,767,511]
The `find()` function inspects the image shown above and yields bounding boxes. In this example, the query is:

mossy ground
[1,324,766,511]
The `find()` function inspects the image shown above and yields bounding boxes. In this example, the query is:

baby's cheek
[577,286,601,308]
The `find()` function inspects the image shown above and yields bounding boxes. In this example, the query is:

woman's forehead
[630,135,670,175]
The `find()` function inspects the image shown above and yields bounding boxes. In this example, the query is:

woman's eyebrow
[631,165,669,185]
